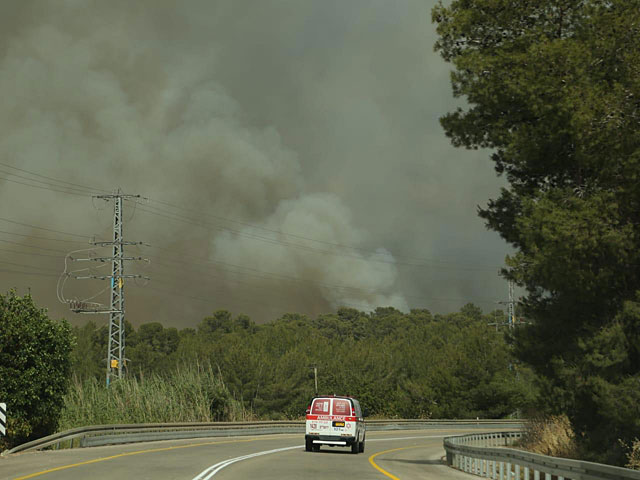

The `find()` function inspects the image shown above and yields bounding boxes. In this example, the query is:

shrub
[518,414,578,459]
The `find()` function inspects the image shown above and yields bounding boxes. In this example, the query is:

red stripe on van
[306,415,357,421]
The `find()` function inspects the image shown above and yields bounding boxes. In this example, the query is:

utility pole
[310,365,318,396]
[66,190,148,387]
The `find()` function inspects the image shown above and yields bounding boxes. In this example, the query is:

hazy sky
[0,0,512,327]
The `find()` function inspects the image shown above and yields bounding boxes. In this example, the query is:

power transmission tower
[507,279,515,328]
[65,190,149,387]
[490,280,520,330]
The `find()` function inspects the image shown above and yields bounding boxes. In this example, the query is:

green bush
[0,290,74,449]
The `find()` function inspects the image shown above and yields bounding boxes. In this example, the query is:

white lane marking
[191,434,448,479]
[192,445,302,480]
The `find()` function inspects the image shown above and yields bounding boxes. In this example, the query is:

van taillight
[351,408,356,416]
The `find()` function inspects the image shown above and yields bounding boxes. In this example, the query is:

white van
[305,395,366,453]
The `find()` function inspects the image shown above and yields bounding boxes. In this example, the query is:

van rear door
[307,397,357,438]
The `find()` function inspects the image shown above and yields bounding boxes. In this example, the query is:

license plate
[333,421,345,427]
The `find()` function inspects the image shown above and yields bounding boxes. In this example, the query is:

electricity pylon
[489,280,528,330]
[67,190,149,386]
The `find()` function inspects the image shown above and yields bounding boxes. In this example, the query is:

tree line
[70,303,535,421]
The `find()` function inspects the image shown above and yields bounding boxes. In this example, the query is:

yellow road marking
[368,445,423,480]
[12,436,297,480]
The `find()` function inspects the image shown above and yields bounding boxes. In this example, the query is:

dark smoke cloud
[0,0,511,327]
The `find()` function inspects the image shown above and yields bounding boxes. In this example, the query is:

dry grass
[518,414,578,459]
[624,438,640,470]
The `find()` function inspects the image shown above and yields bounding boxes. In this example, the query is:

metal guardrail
[3,418,521,454]
[444,431,640,480]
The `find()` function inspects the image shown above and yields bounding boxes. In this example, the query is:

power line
[0,175,92,197]
[0,237,69,253]
[0,168,99,196]
[0,259,59,273]
[144,249,498,306]
[0,162,110,193]
[0,247,64,258]
[0,212,498,310]
[132,202,500,272]
[0,160,504,271]
[0,229,88,244]
[0,216,92,238]
[0,268,59,277]
[143,197,504,268]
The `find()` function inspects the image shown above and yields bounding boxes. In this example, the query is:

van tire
[312,444,320,452]
[359,437,365,453]
[351,441,359,454]
[305,439,312,452]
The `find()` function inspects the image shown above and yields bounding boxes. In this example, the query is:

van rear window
[311,399,330,414]
[332,399,351,415]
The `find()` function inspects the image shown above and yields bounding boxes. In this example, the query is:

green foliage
[0,290,74,449]
[60,362,246,429]
[66,305,536,426]
[433,0,640,465]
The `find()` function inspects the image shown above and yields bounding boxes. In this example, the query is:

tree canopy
[433,0,640,465]
[69,306,536,422]
[0,290,74,449]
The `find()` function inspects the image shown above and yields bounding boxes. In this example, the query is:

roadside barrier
[443,431,640,480]
[3,419,521,454]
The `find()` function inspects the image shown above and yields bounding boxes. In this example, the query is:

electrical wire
[0,247,64,258]
[0,175,92,197]
[0,259,59,273]
[0,168,100,196]
[0,216,92,238]
[141,196,497,266]
[0,160,503,270]
[0,161,110,193]
[131,202,500,272]
[0,229,88,244]
[147,258,497,307]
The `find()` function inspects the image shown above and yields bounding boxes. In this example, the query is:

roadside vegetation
[59,362,249,430]
[0,290,73,451]
[517,415,577,460]
[433,0,640,467]
[63,304,536,427]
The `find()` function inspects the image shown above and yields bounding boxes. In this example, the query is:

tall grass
[59,361,252,431]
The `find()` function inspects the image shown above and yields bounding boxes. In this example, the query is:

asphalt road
[0,428,481,480]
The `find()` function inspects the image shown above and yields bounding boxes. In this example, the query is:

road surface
[1,428,482,480]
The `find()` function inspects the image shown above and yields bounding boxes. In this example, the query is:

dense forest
[68,304,536,422]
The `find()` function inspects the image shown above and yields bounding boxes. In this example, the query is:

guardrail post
[533,469,540,480]
[500,461,505,480]
[524,467,529,480]
[544,474,551,480]
[506,462,512,479]
[492,460,497,479]
[515,464,520,480]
